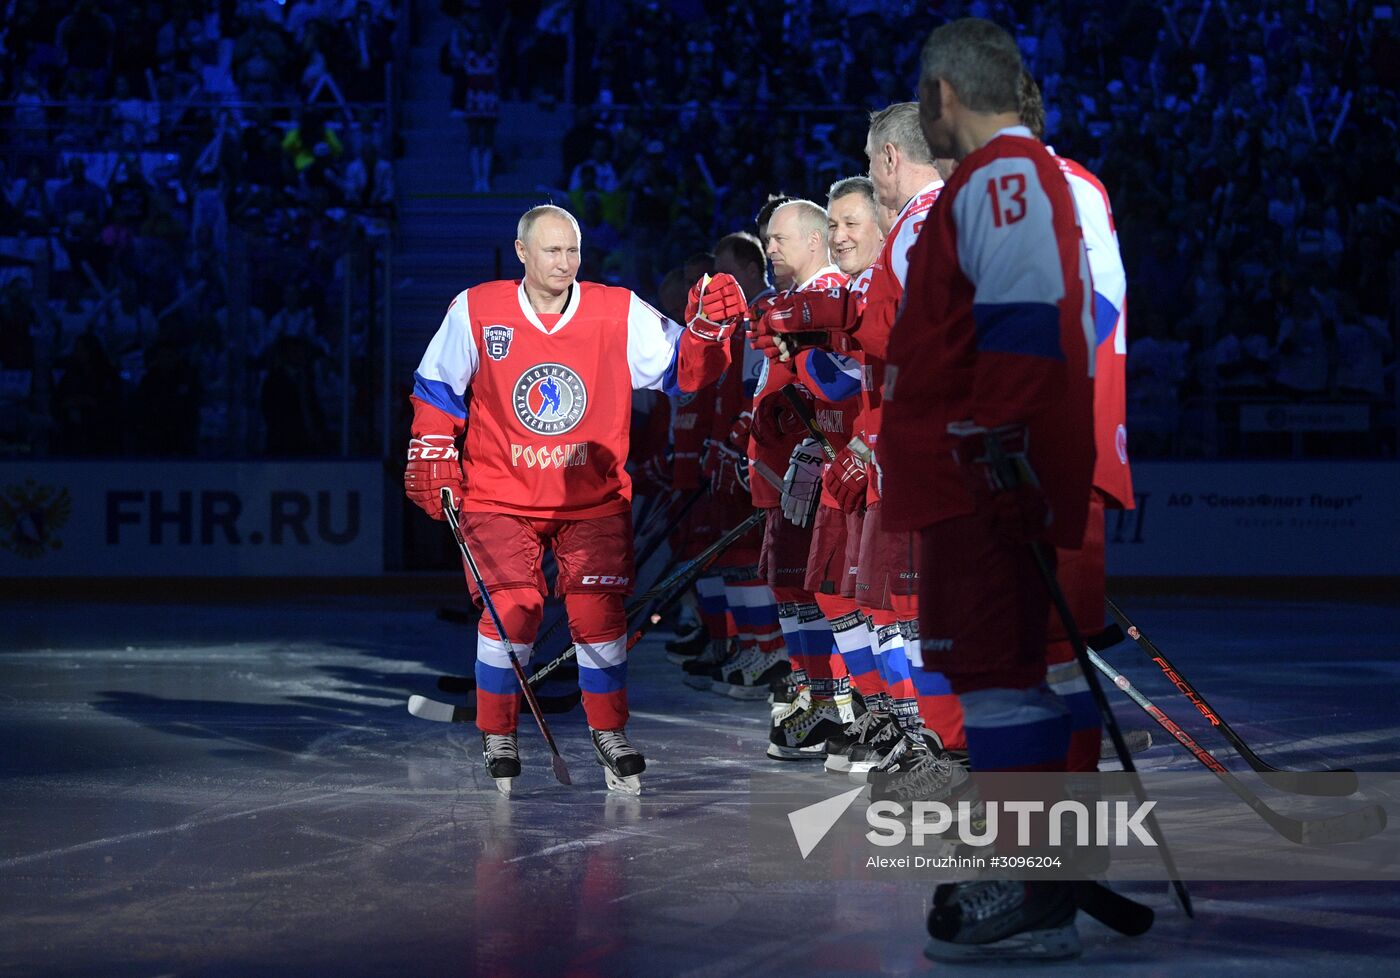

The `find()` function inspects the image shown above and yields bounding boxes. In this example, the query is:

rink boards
[1,460,1396,578]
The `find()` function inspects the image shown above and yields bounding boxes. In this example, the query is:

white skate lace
[781,700,837,736]
[723,646,764,682]
[594,729,639,760]
[483,734,518,761]
[959,881,1021,922]
[844,709,881,741]
[889,753,958,800]
[873,733,925,773]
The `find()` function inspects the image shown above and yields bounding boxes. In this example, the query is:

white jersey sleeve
[412,288,479,420]
[952,157,1069,361]
[626,291,684,390]
[888,208,924,292]
[1064,171,1127,355]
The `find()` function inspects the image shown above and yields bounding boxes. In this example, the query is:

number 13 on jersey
[986,173,1027,227]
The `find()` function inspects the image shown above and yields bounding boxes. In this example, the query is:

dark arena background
[2,1,1399,976]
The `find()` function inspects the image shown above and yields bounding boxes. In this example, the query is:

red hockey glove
[823,438,870,513]
[949,422,1051,545]
[750,287,861,360]
[722,409,753,450]
[703,440,750,496]
[752,386,811,445]
[405,434,466,520]
[685,272,747,342]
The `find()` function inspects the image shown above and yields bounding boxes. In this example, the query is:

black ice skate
[867,735,971,806]
[664,621,709,664]
[482,732,520,797]
[714,646,790,700]
[681,637,737,690]
[768,698,845,760]
[823,703,881,773]
[845,714,902,779]
[591,727,646,794]
[924,880,1080,962]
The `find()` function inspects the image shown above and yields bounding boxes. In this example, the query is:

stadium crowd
[556,0,1398,455]
[1,0,1396,458]
[0,0,399,457]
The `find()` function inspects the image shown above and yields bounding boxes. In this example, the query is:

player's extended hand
[949,422,1051,545]
[685,272,747,342]
[405,434,466,520]
[749,287,861,361]
[823,441,869,513]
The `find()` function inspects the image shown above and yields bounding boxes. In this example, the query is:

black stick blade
[1257,769,1360,797]
[1073,881,1154,936]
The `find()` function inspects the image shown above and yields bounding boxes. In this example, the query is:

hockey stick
[528,510,767,685]
[635,486,681,544]
[1073,881,1154,937]
[981,434,1192,918]
[435,496,734,696]
[780,384,837,460]
[1100,603,1360,796]
[632,485,706,578]
[419,511,766,717]
[1085,645,1387,846]
[440,489,571,786]
[408,689,580,722]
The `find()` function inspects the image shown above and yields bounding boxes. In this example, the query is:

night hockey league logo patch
[514,363,587,435]
[483,325,514,361]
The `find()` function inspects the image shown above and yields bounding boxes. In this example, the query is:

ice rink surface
[3,587,1399,977]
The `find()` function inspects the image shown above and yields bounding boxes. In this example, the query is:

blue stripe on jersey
[579,661,627,693]
[801,351,862,401]
[1093,290,1120,348]
[412,372,468,419]
[475,661,520,695]
[972,302,1064,360]
[661,345,684,398]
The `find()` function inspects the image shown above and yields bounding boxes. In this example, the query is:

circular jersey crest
[513,363,588,435]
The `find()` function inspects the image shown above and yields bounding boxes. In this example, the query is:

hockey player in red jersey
[404,204,745,794]
[753,106,969,800]
[747,199,857,760]
[775,176,894,775]
[1020,70,1135,773]
[882,19,1096,960]
[678,233,775,691]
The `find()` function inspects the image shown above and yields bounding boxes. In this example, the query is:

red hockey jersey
[410,279,727,519]
[747,266,848,507]
[857,180,941,505]
[880,128,1095,548]
[1055,152,1133,509]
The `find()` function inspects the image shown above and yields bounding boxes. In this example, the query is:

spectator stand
[0,0,407,462]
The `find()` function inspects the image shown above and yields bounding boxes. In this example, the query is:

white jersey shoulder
[625,290,683,390]
[951,156,1065,308]
[888,179,942,291]
[414,288,480,416]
